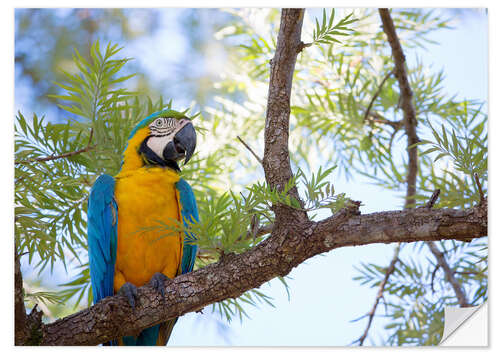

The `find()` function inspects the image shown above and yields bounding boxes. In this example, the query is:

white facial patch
[146,133,176,158]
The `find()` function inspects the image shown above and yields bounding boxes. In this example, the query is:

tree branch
[379,9,419,208]
[426,241,471,307]
[474,172,485,202]
[425,189,441,209]
[15,249,28,345]
[15,248,43,345]
[356,10,420,343]
[356,243,401,346]
[39,200,486,345]
[379,9,473,313]
[15,128,95,165]
[237,135,263,164]
[262,8,308,221]
[363,70,394,123]
[365,112,403,131]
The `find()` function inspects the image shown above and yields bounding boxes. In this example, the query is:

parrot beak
[162,122,197,165]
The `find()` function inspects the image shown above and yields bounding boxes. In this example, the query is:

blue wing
[176,179,198,274]
[87,174,118,304]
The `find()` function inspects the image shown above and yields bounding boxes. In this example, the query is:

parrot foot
[118,282,138,309]
[149,272,170,298]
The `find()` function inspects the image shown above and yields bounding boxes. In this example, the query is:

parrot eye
[149,117,179,136]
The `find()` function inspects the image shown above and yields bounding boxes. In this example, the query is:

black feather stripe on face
[138,137,180,171]
[149,129,174,137]
[149,118,177,132]
[149,117,179,138]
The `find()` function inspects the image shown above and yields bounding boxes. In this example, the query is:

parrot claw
[118,282,138,309]
[149,272,170,298]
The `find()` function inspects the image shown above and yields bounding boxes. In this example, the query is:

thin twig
[298,41,313,53]
[15,128,96,165]
[356,243,401,346]
[364,70,394,123]
[425,189,441,209]
[237,135,263,164]
[15,174,27,186]
[430,263,440,293]
[250,214,260,242]
[235,222,274,243]
[365,113,403,131]
[197,223,274,260]
[454,270,487,278]
[426,241,471,307]
[474,172,485,202]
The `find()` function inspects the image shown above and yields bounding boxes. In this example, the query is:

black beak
[163,122,197,165]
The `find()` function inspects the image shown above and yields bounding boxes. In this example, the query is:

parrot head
[121,108,197,172]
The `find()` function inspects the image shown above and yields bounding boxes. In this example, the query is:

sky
[12,7,488,347]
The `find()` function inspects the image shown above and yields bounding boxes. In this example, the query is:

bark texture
[263,9,308,223]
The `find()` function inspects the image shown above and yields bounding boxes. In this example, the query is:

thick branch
[40,201,486,345]
[379,9,419,208]
[263,8,307,221]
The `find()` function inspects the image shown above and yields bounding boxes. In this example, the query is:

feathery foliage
[311,9,357,46]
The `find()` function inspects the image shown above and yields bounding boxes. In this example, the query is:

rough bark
[263,8,308,223]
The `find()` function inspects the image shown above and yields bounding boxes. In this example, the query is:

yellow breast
[113,167,182,292]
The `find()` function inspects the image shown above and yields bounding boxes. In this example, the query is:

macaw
[87,108,199,346]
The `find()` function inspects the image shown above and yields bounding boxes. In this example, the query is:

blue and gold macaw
[87,109,198,345]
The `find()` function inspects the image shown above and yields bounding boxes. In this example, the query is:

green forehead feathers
[128,108,190,140]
